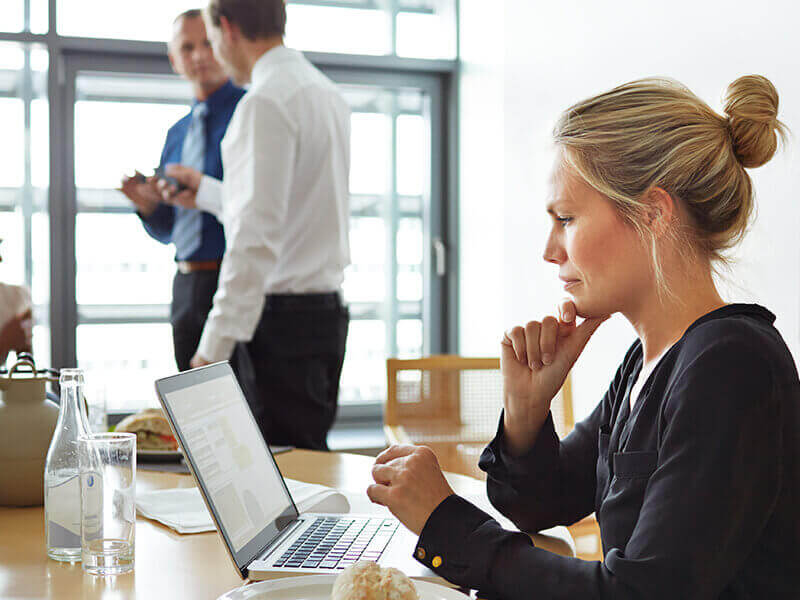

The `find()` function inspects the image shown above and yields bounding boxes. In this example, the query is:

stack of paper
[136,478,350,534]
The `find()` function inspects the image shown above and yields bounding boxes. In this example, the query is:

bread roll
[331,561,419,600]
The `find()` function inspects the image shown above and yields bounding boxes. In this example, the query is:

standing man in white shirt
[161,0,351,450]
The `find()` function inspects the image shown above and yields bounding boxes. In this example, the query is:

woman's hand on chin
[367,445,455,536]
[501,300,608,453]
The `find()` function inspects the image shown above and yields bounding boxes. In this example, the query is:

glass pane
[0,41,49,367]
[74,97,189,191]
[0,2,24,33]
[31,99,49,188]
[339,320,386,404]
[31,212,49,307]
[337,81,433,402]
[343,216,386,304]
[0,212,25,285]
[32,324,50,369]
[57,0,456,58]
[397,218,423,264]
[286,4,391,55]
[397,319,422,358]
[77,323,176,412]
[31,1,49,34]
[0,99,25,188]
[76,214,175,305]
[58,0,197,41]
[396,114,427,197]
[397,267,423,302]
[396,9,457,59]
[0,1,48,34]
[349,112,391,195]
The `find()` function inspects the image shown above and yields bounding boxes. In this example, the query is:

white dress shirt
[195,45,351,362]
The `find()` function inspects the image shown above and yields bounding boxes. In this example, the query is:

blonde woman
[367,76,799,598]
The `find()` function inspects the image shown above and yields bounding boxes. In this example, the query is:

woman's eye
[556,216,572,227]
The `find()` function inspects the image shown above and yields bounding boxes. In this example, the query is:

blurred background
[1,0,798,434]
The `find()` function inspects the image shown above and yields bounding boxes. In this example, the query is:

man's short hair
[207,0,286,40]
[173,8,203,25]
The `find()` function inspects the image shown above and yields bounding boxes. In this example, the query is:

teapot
[0,354,60,506]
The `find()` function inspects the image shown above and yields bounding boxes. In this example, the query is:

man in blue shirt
[119,9,245,371]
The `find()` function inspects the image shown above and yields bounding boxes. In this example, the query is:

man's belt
[176,260,222,274]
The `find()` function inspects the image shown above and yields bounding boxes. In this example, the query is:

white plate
[217,574,467,600]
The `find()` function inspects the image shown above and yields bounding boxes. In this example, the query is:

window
[339,84,431,404]
[4,1,457,421]
[0,1,48,34]
[67,69,438,411]
[0,41,50,366]
[57,0,457,59]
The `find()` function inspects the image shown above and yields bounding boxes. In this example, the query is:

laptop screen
[156,363,298,573]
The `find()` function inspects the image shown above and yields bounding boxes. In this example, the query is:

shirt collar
[194,79,239,114]
[251,45,297,85]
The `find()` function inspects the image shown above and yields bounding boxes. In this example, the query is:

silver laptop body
[155,362,440,582]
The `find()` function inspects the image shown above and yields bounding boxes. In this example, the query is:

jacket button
[432,556,442,568]
[416,547,426,560]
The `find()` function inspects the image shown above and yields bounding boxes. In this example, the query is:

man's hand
[367,445,455,535]
[189,354,212,369]
[0,308,33,355]
[119,172,161,217]
[158,164,202,210]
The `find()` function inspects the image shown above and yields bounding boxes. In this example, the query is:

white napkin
[136,479,350,534]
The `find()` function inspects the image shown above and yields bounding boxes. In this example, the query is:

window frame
[1,0,460,428]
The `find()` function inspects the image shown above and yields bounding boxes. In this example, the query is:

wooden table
[0,450,574,599]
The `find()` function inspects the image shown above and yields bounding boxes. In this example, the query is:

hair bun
[723,75,786,168]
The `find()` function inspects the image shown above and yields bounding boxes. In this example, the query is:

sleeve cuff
[196,175,224,219]
[414,494,531,593]
[479,410,560,485]
[196,326,237,363]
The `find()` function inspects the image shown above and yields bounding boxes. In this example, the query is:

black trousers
[170,269,220,372]
[233,293,349,451]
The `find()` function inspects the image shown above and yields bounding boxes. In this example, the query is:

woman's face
[543,161,653,318]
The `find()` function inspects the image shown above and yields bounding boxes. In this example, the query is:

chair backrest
[385,355,575,443]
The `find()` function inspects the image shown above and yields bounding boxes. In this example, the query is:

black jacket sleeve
[413,335,783,599]
[478,352,630,531]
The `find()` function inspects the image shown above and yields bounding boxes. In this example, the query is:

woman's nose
[543,230,565,265]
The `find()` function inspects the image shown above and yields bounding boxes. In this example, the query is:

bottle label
[47,474,81,548]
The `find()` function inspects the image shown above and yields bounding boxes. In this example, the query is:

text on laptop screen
[163,374,293,552]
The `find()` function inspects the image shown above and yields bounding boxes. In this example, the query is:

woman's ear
[644,187,676,237]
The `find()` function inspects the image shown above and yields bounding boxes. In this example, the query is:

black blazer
[413,304,800,599]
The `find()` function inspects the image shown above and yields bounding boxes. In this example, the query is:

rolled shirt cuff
[196,326,237,363]
[195,175,224,220]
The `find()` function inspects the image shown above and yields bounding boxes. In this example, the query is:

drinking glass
[78,433,136,575]
[85,383,108,433]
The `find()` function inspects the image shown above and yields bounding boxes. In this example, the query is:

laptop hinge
[256,517,304,561]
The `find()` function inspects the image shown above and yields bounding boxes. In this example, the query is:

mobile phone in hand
[131,172,147,184]
[155,166,188,192]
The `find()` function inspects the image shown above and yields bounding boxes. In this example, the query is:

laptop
[154,361,441,582]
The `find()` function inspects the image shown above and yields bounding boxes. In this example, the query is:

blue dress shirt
[139,79,245,261]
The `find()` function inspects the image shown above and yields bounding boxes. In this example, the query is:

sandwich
[116,408,179,451]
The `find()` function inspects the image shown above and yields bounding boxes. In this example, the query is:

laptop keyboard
[272,517,400,570]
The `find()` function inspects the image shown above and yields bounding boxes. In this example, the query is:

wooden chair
[383,354,602,560]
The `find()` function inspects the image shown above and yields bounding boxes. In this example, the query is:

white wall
[458,0,505,356]
[461,0,800,419]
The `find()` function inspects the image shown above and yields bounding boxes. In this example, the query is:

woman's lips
[562,279,581,290]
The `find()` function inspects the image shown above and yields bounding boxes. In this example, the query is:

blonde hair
[553,75,788,294]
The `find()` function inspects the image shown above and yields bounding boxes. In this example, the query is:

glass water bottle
[44,368,91,561]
